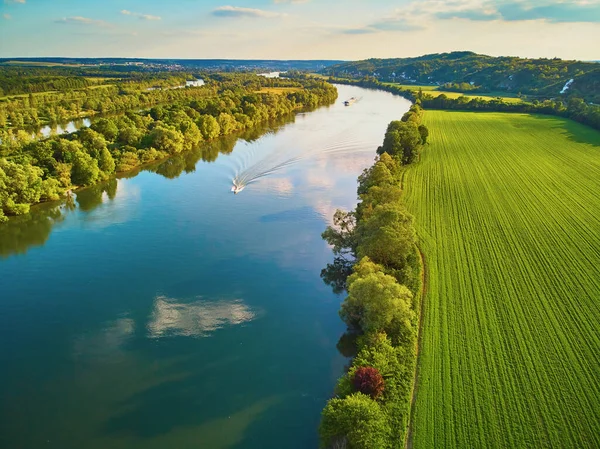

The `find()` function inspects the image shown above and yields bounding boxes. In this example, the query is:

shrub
[353,366,385,399]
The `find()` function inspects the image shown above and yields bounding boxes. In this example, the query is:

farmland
[403,111,600,448]
[382,83,524,103]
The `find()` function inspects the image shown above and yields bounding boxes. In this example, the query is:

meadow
[403,111,600,448]
[383,83,523,103]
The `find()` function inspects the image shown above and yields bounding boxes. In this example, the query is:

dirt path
[405,245,428,449]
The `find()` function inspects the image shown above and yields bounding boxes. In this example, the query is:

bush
[353,366,385,399]
[319,393,391,449]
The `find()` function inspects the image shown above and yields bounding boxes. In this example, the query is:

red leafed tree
[353,366,385,399]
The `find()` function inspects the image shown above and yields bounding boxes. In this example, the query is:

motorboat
[231,184,245,194]
[344,97,357,106]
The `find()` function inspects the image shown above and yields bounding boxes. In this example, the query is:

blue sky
[0,0,598,60]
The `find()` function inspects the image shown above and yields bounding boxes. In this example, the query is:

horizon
[1,52,599,63]
[1,1,599,61]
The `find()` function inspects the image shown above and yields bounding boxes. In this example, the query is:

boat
[231,184,245,194]
[344,97,357,106]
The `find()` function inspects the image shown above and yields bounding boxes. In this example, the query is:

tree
[353,366,385,399]
[197,114,221,140]
[90,118,119,141]
[322,210,357,258]
[340,257,414,345]
[418,124,429,144]
[70,151,100,186]
[356,203,417,284]
[98,148,115,174]
[150,125,185,154]
[377,121,422,165]
[0,159,45,216]
[319,393,391,449]
[357,161,395,196]
[217,112,238,135]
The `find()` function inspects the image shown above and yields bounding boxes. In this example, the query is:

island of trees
[0,71,337,222]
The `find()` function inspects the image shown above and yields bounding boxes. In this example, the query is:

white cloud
[4,0,25,4]
[212,5,287,18]
[274,0,310,3]
[55,16,113,27]
[147,296,257,338]
[2,13,11,19]
[121,9,161,20]
[140,14,161,21]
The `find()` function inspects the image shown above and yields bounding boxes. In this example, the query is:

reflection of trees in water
[321,255,356,361]
[150,115,295,180]
[1,115,297,257]
[0,204,64,258]
[320,256,354,295]
[76,178,118,211]
[0,179,119,258]
[337,331,359,359]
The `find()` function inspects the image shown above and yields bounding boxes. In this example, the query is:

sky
[0,0,599,60]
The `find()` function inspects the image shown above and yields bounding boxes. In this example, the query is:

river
[0,84,411,449]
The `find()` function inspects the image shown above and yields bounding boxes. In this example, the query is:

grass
[403,111,600,448]
[257,87,301,94]
[383,83,523,103]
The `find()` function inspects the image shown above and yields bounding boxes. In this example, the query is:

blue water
[0,84,411,449]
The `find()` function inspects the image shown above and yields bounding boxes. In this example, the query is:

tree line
[318,106,427,448]
[322,51,600,103]
[0,117,293,257]
[0,75,337,222]
[330,77,600,131]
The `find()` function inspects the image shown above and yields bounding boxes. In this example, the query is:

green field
[383,83,523,103]
[403,111,600,448]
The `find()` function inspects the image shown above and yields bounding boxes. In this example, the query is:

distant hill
[0,58,343,72]
[322,52,600,103]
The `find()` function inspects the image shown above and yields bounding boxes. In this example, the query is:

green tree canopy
[319,393,391,449]
[340,257,414,345]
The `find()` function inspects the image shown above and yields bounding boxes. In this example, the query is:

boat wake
[229,127,371,194]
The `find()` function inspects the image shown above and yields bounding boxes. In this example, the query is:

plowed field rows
[404,111,600,448]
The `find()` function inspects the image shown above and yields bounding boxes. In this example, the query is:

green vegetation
[383,83,524,103]
[403,111,600,448]
[323,51,600,103]
[328,77,600,131]
[319,105,427,448]
[0,74,337,222]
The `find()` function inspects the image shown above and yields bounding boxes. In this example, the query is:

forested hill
[322,51,600,102]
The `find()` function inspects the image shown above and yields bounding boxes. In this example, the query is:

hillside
[322,52,600,103]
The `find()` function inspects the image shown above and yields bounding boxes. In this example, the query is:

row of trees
[319,119,424,447]
[322,51,600,102]
[0,75,338,222]
[0,71,310,132]
[0,64,198,96]
[332,77,600,131]
[0,117,293,257]
[376,103,428,165]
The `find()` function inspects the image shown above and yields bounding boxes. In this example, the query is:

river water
[0,85,411,449]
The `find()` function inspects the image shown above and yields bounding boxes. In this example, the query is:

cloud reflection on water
[147,296,256,338]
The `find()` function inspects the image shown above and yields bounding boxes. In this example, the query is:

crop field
[383,83,523,103]
[403,111,600,448]
[257,87,301,95]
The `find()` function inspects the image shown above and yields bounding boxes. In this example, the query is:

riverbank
[319,104,427,448]
[0,75,338,223]
[0,83,413,449]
